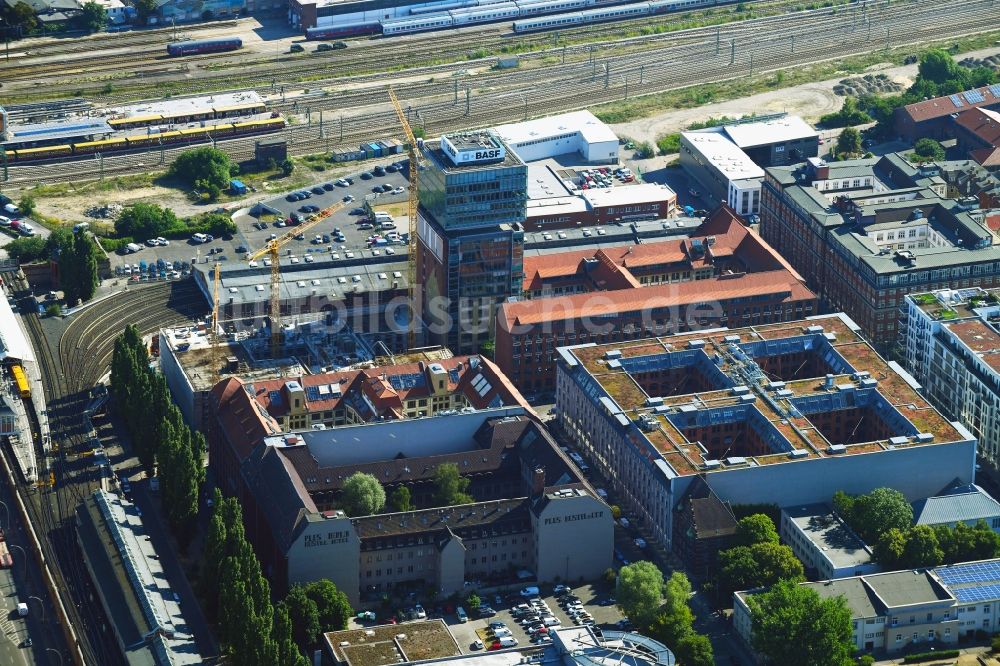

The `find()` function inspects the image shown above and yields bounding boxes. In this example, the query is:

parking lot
[447,584,624,653]
[107,162,411,278]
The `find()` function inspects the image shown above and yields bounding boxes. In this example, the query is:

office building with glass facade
[416,133,528,353]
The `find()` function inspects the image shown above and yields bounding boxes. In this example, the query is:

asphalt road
[108,163,411,276]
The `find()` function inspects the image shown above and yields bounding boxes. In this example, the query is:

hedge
[902,649,960,663]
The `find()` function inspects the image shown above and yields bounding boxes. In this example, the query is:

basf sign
[441,132,507,167]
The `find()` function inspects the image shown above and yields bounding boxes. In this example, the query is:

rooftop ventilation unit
[851,371,871,381]
[915,433,934,443]
[678,404,698,413]
[702,460,722,470]
[836,383,855,392]
[723,334,741,343]
[860,378,878,389]
[824,374,835,389]
[645,397,664,407]
[604,349,622,360]
[767,381,786,391]
[731,385,750,395]
[827,444,847,454]
[788,449,808,459]
[889,436,909,446]
[776,389,794,398]
[805,325,825,334]
[739,394,757,403]
[687,339,706,349]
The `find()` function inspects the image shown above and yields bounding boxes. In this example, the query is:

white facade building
[679,130,764,215]
[494,111,619,164]
[901,287,1000,467]
[780,504,880,580]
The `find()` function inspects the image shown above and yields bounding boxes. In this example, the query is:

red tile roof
[901,86,1000,123]
[499,269,815,327]
[210,377,282,462]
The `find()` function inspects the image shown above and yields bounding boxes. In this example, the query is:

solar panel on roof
[964,90,985,104]
[990,84,1000,98]
[950,95,965,107]
[388,373,425,390]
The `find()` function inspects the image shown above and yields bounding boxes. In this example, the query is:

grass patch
[26,172,157,198]
[593,29,1000,124]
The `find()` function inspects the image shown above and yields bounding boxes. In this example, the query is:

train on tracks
[166,37,243,56]
[305,0,734,38]
[11,363,30,399]
[3,116,285,164]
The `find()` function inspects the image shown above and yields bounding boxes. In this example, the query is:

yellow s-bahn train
[4,116,285,163]
[11,364,30,399]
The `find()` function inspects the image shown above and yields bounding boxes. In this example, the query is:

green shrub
[901,650,960,663]
[656,133,681,155]
[993,634,1000,653]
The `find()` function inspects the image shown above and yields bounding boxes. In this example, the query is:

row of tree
[282,580,354,655]
[336,463,471,517]
[168,147,240,201]
[616,562,714,666]
[202,490,310,666]
[110,325,204,539]
[56,228,100,307]
[114,203,236,242]
[1,0,110,34]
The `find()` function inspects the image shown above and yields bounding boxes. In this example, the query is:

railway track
[5,0,994,185]
[0,0,855,103]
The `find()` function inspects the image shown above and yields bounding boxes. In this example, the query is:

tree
[734,514,779,547]
[5,235,48,263]
[339,472,385,516]
[835,127,862,156]
[280,158,295,176]
[76,1,107,31]
[873,527,907,569]
[634,141,655,159]
[57,230,82,307]
[271,602,309,666]
[115,203,179,241]
[17,195,36,217]
[918,49,961,85]
[654,572,694,646]
[8,2,36,31]
[616,561,664,627]
[834,487,913,544]
[74,230,100,302]
[304,579,352,632]
[718,543,804,599]
[283,585,321,650]
[431,463,473,507]
[386,485,413,513]
[134,0,156,22]
[674,634,714,666]
[467,593,481,610]
[748,580,854,666]
[818,96,873,128]
[169,147,235,195]
[913,138,945,161]
[899,525,943,569]
[478,338,495,360]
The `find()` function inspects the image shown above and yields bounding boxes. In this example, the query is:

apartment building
[780,504,880,581]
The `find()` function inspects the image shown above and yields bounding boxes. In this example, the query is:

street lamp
[0,499,8,529]
[45,648,62,666]
[29,595,45,622]
[9,543,25,566]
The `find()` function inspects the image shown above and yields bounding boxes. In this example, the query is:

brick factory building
[760,154,1000,350]
[895,84,1000,141]
[495,206,818,394]
[554,313,976,568]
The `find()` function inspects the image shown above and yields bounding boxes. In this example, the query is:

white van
[3,203,19,216]
[519,586,540,597]
[456,606,468,623]
[373,212,393,223]
[125,243,142,254]
[497,636,517,648]
[191,233,208,244]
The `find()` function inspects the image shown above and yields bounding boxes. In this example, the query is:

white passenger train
[379,0,730,35]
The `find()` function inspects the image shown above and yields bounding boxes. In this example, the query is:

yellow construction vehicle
[247,201,348,358]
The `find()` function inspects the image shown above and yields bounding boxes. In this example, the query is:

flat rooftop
[2,117,112,145]
[560,313,965,477]
[100,91,265,120]
[495,110,618,148]
[423,139,523,173]
[783,503,875,570]
[722,115,817,148]
[682,131,764,180]
[324,619,461,666]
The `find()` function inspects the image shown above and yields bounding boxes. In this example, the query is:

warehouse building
[215,403,612,604]
[901,287,1000,469]
[554,312,977,559]
[736,557,1000,655]
[760,154,1000,351]
[953,107,1000,168]
[495,206,818,392]
[912,482,1000,532]
[494,111,619,164]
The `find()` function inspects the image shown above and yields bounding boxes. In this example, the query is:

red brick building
[495,206,818,395]
[953,107,1000,167]
[895,85,1000,141]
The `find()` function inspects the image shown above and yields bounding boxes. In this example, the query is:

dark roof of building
[912,482,1000,527]
[353,498,530,540]
[241,443,317,552]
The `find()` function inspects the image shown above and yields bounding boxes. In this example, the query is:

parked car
[414,604,426,619]
[470,639,484,651]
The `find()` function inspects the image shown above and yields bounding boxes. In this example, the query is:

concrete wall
[439,538,466,598]
[533,493,613,583]
[287,516,362,606]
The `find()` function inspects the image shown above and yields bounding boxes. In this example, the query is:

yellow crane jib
[246,200,348,358]
[388,87,421,349]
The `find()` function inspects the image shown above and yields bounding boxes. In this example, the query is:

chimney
[531,467,545,496]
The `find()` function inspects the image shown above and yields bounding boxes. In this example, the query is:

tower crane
[211,262,222,379]
[246,201,348,359]
[388,87,421,350]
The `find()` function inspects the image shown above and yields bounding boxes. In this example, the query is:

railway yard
[0,0,997,186]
